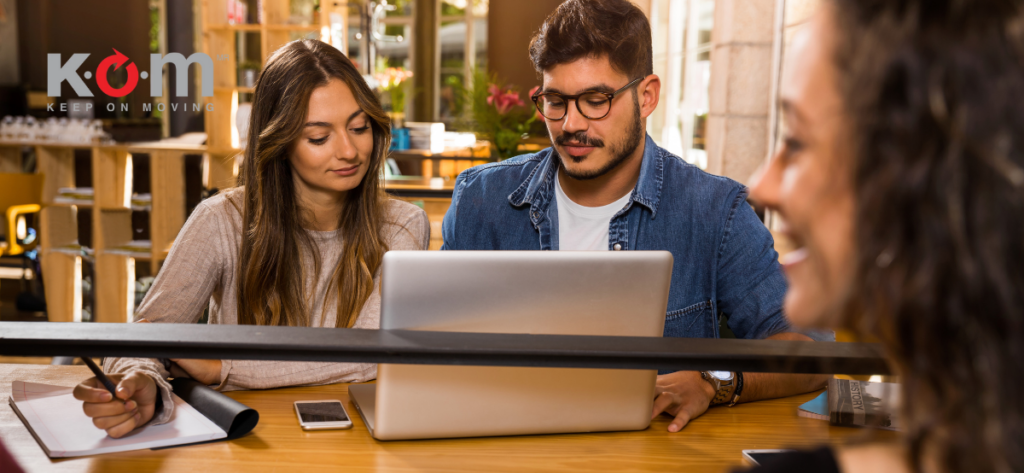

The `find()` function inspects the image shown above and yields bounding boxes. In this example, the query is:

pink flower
[487,84,524,115]
[374,67,413,91]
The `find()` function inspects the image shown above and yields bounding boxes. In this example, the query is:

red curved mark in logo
[96,49,139,97]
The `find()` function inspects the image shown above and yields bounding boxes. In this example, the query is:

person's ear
[639,74,661,119]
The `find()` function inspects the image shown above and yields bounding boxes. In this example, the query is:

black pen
[81,357,118,398]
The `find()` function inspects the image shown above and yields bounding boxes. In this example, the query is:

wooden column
[486,0,563,92]
[149,151,185,273]
[204,152,238,191]
[92,146,134,323]
[412,0,439,122]
[35,145,81,323]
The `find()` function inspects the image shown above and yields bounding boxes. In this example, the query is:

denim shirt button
[613,243,622,251]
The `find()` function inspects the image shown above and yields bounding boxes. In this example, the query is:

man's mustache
[554,131,604,148]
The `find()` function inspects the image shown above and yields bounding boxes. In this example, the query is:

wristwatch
[700,370,745,406]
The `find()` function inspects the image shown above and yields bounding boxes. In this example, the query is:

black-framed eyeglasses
[530,76,646,121]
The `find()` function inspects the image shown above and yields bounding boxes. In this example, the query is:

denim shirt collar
[508,134,664,219]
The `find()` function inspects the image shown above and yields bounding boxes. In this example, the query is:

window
[349,0,414,112]
[438,0,487,123]
[648,0,714,169]
[345,0,486,122]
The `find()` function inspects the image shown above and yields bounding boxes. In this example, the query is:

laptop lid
[365,251,673,440]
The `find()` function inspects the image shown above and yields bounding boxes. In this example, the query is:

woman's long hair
[236,39,391,328]
[832,1,1024,471]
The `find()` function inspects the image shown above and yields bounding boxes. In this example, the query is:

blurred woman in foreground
[748,0,1024,471]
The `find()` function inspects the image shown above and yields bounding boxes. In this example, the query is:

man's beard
[553,96,643,181]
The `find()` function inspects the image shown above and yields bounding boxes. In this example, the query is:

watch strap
[727,371,745,407]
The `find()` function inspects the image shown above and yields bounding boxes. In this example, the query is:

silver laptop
[349,251,673,440]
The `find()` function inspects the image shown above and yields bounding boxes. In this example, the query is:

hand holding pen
[72,358,162,438]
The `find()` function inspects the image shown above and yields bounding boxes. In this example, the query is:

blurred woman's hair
[832,0,1024,471]
[236,39,391,328]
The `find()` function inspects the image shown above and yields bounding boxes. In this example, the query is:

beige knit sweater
[103,187,429,424]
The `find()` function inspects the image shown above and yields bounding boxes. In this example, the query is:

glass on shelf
[1,116,111,144]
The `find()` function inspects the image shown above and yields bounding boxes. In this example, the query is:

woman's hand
[168,359,223,385]
[72,372,159,438]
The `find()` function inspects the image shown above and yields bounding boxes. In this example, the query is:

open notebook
[9,378,259,458]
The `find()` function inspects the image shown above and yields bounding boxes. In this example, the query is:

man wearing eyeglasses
[441,0,831,432]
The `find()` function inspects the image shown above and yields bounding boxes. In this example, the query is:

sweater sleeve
[215,202,430,391]
[103,200,230,424]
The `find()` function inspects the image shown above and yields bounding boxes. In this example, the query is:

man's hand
[651,371,717,432]
[73,372,159,438]
[168,359,223,385]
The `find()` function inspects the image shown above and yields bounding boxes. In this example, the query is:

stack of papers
[105,240,151,258]
[53,187,94,206]
[131,193,152,211]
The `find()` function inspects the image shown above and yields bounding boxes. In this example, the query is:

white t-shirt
[554,172,634,251]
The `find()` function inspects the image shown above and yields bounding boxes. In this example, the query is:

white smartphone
[294,400,353,430]
[741,449,795,466]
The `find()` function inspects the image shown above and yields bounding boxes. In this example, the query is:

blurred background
[0,0,815,335]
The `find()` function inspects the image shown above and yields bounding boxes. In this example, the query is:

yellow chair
[0,173,44,256]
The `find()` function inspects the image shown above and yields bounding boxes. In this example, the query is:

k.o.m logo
[47,49,214,98]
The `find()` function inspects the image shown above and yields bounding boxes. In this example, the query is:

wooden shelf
[50,200,94,208]
[214,86,256,94]
[206,23,263,32]
[201,0,346,168]
[49,245,89,257]
[124,142,207,153]
[0,139,206,323]
[204,24,321,33]
[0,139,99,149]
[0,140,207,153]
[206,146,242,156]
[264,24,321,32]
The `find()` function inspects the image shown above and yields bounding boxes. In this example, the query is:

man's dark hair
[529,0,653,79]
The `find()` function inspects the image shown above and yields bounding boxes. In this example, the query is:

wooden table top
[0,364,895,472]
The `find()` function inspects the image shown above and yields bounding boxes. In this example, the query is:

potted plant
[459,68,541,161]
[375,67,413,128]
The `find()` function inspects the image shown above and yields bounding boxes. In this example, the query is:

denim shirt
[442,135,830,342]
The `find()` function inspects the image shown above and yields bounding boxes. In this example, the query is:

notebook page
[10,381,227,458]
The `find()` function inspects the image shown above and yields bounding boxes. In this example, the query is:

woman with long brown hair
[746,0,1023,471]
[72,39,429,438]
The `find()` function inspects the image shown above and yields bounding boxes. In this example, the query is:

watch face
[708,371,733,381]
